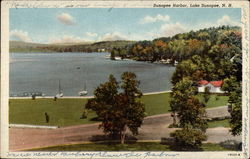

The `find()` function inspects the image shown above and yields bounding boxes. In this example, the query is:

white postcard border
[1,1,249,159]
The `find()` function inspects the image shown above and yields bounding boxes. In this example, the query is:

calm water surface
[10,53,175,96]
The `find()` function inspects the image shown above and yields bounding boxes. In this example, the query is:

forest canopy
[113,25,242,82]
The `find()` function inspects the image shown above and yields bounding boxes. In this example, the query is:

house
[98,48,106,52]
[197,80,209,92]
[197,80,224,93]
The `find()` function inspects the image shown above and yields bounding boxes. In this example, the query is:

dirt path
[9,106,241,151]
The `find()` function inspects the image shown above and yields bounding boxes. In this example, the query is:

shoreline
[9,90,172,99]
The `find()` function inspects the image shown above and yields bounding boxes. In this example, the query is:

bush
[170,128,207,150]
[168,123,179,128]
[219,140,241,151]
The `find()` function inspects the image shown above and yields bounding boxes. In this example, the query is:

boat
[79,81,88,96]
[115,57,122,60]
[56,80,63,98]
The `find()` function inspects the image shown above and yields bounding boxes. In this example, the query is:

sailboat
[79,81,88,96]
[56,79,63,98]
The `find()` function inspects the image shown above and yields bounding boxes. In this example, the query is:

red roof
[198,80,209,85]
[209,81,223,87]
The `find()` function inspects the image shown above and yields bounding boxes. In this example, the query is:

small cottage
[198,80,224,93]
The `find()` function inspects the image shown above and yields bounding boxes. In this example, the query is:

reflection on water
[10,52,175,96]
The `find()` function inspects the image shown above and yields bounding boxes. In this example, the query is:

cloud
[140,14,170,24]
[194,15,240,30]
[10,30,32,42]
[49,35,91,44]
[99,32,128,41]
[57,13,75,25]
[160,22,187,37]
[86,32,98,37]
[217,15,240,26]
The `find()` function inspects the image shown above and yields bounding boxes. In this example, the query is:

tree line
[111,26,241,66]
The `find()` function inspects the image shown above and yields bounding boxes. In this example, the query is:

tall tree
[85,72,145,144]
[222,76,242,136]
[170,78,207,150]
[170,78,207,130]
[85,75,119,135]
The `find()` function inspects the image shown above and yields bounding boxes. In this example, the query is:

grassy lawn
[9,98,95,127]
[30,142,232,151]
[208,119,230,128]
[9,93,228,127]
[197,94,229,108]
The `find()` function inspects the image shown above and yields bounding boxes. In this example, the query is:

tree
[85,72,145,144]
[110,48,116,60]
[170,78,207,149]
[171,59,198,85]
[228,84,242,136]
[85,75,119,135]
[203,86,210,103]
[170,77,197,126]
[119,72,145,143]
[222,76,242,136]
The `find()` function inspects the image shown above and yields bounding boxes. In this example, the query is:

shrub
[219,140,241,151]
[170,127,207,150]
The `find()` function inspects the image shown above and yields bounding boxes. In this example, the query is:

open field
[29,142,232,151]
[9,93,229,127]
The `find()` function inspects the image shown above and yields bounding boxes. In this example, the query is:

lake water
[10,53,175,96]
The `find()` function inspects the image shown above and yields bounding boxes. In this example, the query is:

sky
[9,8,241,44]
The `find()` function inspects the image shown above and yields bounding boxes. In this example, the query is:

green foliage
[170,78,196,111]
[170,128,207,150]
[203,87,210,103]
[112,26,241,66]
[170,78,207,149]
[110,49,115,60]
[171,60,199,85]
[222,76,238,93]
[120,72,145,135]
[228,84,242,136]
[222,76,242,136]
[121,72,142,98]
[85,72,145,143]
[85,75,120,135]
[171,54,221,85]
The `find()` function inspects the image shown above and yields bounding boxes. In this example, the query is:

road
[9,106,241,151]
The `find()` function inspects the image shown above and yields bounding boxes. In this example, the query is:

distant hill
[9,40,136,53]
[9,41,50,52]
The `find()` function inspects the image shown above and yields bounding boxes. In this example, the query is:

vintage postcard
[1,0,249,158]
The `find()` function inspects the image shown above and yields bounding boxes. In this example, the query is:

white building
[198,80,224,93]
[98,48,106,52]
